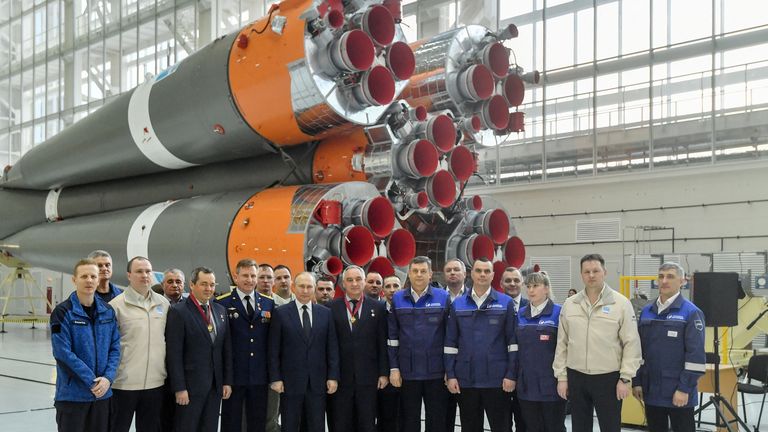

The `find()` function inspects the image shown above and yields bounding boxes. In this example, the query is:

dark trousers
[173,387,223,432]
[446,392,458,431]
[510,390,526,432]
[266,388,281,432]
[377,384,401,432]
[400,378,448,432]
[646,405,695,432]
[567,369,622,432]
[518,399,567,432]
[281,392,326,432]
[329,384,377,432]
[457,387,510,432]
[161,382,176,432]
[54,399,110,432]
[110,387,165,432]
[221,384,268,432]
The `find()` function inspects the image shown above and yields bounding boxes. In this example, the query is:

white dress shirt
[411,288,427,303]
[236,288,255,311]
[529,299,548,317]
[448,286,465,302]
[656,292,681,314]
[296,301,313,326]
[471,288,491,307]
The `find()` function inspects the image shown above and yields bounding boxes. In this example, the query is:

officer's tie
[244,295,255,320]
[302,305,312,338]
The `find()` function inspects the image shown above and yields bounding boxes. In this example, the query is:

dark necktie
[349,299,359,326]
[201,303,208,314]
[302,305,311,338]
[244,295,255,319]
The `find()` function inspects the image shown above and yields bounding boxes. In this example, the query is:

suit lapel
[211,303,226,344]
[309,306,321,345]
[185,299,211,342]
[288,303,309,344]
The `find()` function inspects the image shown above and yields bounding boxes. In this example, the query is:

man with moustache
[218,259,275,432]
[88,250,123,303]
[109,256,170,432]
[328,266,388,432]
[269,272,339,432]
[166,267,233,432]
[162,268,187,305]
[50,258,121,432]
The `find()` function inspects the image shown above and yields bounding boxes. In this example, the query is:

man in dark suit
[218,259,274,432]
[269,271,340,432]
[328,265,389,432]
[166,266,233,432]
[501,267,528,432]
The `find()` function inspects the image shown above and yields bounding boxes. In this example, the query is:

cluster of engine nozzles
[313,3,415,108]
[305,194,526,281]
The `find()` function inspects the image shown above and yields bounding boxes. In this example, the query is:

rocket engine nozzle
[386,41,416,81]
[478,42,510,79]
[359,5,396,47]
[423,170,457,208]
[386,228,416,267]
[473,208,510,245]
[503,236,526,268]
[353,65,396,106]
[330,30,376,72]
[456,64,494,102]
[424,114,457,153]
[367,256,396,278]
[502,74,525,107]
[349,196,395,239]
[396,139,439,178]
[456,233,495,264]
[479,95,510,130]
[447,145,475,183]
[341,225,376,266]
[403,191,429,209]
[315,256,344,276]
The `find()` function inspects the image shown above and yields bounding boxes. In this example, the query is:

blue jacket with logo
[633,295,706,408]
[217,290,274,386]
[515,300,561,401]
[50,292,121,402]
[444,289,517,388]
[387,286,450,380]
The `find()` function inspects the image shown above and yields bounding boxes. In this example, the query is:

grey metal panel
[0,189,46,239]
[149,32,273,165]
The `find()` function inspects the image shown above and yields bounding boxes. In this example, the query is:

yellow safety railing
[618,275,656,299]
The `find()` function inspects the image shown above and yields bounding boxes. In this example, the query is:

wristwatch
[620,378,631,384]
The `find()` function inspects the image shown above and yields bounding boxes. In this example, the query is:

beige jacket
[109,286,170,390]
[553,285,641,381]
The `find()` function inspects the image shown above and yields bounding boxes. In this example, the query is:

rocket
[0,0,535,289]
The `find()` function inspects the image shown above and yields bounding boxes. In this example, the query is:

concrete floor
[0,322,765,431]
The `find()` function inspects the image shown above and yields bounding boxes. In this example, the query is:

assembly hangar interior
[0,0,767,431]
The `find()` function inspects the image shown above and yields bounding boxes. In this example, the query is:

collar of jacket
[651,291,685,315]
[523,298,554,319]
[123,285,164,309]
[573,284,616,307]
[404,284,433,301]
[69,291,110,319]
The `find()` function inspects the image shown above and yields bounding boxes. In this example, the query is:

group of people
[50,250,706,432]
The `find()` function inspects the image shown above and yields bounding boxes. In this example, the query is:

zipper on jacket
[92,310,98,400]
[144,305,151,388]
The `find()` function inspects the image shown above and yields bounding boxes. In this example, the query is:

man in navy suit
[269,271,340,432]
[328,266,389,432]
[218,259,274,432]
[166,266,233,432]
[501,267,528,432]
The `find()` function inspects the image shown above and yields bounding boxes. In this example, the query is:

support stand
[694,326,751,432]
[0,265,52,333]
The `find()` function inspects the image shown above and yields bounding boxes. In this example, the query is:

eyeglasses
[165,279,183,285]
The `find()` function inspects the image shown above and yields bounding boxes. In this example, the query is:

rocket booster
[1,0,416,190]
[0,1,535,287]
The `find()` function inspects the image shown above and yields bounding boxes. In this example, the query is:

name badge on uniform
[667,330,678,337]
[155,305,164,315]
[602,306,611,313]
[540,334,550,341]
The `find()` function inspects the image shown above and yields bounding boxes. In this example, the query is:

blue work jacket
[515,300,561,402]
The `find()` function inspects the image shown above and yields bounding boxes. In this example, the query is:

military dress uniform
[218,289,275,432]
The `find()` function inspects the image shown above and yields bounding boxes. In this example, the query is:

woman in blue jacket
[513,272,566,432]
